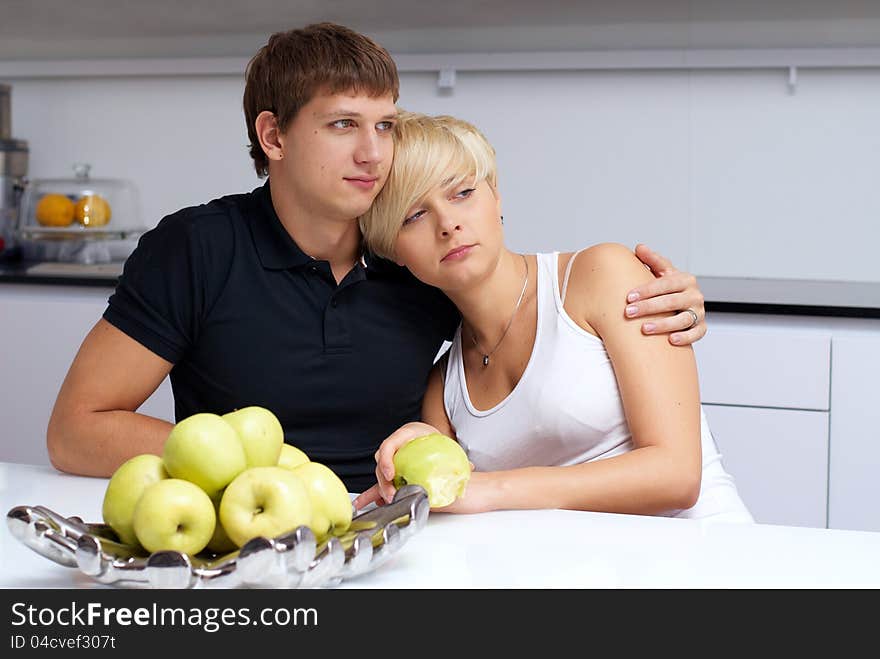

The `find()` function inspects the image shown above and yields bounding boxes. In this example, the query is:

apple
[277,443,310,470]
[290,461,353,540]
[162,412,247,497]
[393,433,471,508]
[218,466,313,548]
[205,491,237,555]
[132,478,216,555]
[222,406,284,468]
[101,453,168,547]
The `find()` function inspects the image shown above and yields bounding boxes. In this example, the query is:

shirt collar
[248,179,313,271]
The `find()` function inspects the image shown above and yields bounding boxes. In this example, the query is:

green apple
[101,453,168,547]
[222,406,284,468]
[393,433,471,508]
[162,412,247,497]
[219,466,313,548]
[277,443,310,470]
[290,461,352,540]
[205,491,237,555]
[132,478,216,555]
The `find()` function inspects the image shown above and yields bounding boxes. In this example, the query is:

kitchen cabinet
[695,312,880,532]
[0,283,174,466]
[695,322,832,528]
[828,333,880,532]
[702,405,829,528]
[695,326,831,411]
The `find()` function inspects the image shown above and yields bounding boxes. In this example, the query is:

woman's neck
[445,250,531,350]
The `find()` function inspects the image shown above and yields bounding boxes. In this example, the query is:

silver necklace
[469,254,529,367]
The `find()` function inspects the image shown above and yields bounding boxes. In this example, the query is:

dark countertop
[0,260,123,287]
[1,260,878,318]
[698,276,880,319]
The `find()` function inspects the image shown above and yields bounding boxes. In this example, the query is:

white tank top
[443,251,753,522]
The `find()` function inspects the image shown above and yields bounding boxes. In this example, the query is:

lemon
[74,194,112,227]
[34,194,75,227]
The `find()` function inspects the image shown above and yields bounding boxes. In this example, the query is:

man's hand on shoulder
[626,243,706,346]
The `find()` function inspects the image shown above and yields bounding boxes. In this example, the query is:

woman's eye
[331,119,355,129]
[403,210,426,225]
[455,188,476,199]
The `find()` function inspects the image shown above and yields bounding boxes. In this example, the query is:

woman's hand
[352,421,441,511]
[627,244,707,346]
[356,469,490,514]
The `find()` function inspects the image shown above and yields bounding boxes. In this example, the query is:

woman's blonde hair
[360,111,497,260]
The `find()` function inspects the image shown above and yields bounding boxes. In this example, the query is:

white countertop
[3,461,880,589]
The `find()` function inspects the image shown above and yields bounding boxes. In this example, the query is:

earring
[500,215,504,224]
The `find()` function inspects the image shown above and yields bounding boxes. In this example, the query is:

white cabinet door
[828,334,880,532]
[694,327,831,410]
[702,404,829,528]
[0,284,174,466]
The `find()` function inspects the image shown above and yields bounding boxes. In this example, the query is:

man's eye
[377,121,395,132]
[331,119,355,129]
[403,210,426,225]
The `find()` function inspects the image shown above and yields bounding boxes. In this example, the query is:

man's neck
[269,183,363,273]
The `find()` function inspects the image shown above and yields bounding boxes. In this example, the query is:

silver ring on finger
[682,307,699,330]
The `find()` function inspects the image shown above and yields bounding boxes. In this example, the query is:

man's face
[276,91,397,222]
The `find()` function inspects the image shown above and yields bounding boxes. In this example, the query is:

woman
[354,112,753,523]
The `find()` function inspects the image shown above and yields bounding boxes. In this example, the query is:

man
[46,23,706,494]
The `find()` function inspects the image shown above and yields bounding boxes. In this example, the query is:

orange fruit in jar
[74,194,112,227]
[34,193,75,227]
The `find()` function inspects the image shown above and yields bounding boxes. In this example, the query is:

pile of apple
[101,406,353,557]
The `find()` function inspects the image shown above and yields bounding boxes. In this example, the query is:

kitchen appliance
[0,83,29,258]
[17,161,145,264]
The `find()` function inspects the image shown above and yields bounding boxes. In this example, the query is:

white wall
[6,64,880,283]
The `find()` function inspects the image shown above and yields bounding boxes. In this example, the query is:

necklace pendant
[482,355,490,367]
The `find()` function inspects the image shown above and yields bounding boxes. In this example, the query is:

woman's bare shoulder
[562,243,654,325]
[566,243,649,287]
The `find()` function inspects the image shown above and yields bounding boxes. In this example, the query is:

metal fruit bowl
[6,484,429,589]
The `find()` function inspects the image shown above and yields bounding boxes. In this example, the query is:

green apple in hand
[277,443,310,470]
[132,478,216,555]
[393,433,471,508]
[222,406,284,468]
[162,412,247,497]
[291,461,352,540]
[102,453,168,547]
[219,466,313,548]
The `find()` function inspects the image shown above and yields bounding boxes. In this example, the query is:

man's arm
[628,243,707,345]
[46,318,175,477]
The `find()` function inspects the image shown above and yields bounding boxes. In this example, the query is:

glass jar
[17,163,144,264]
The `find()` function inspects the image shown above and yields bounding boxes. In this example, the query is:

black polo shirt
[104,181,460,493]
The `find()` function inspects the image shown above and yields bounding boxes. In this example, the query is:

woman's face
[392,174,503,291]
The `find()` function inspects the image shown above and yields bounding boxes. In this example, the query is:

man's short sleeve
[103,209,226,364]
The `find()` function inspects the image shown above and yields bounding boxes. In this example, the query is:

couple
[47,22,750,522]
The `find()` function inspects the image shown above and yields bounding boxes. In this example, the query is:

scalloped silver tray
[6,484,428,589]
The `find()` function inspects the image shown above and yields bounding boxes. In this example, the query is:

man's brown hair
[243,22,400,177]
